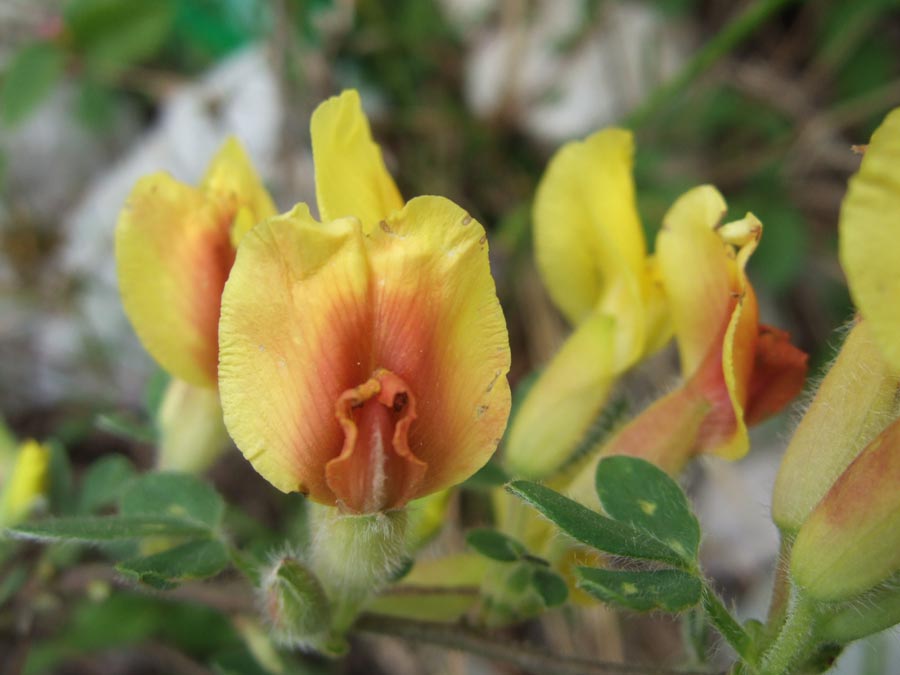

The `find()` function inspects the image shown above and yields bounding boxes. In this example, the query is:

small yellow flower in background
[504,129,670,479]
[0,439,50,527]
[218,91,511,514]
[116,138,276,472]
[569,186,807,497]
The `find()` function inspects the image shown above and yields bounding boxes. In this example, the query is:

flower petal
[656,185,731,376]
[219,197,511,508]
[202,136,277,243]
[311,89,404,228]
[504,312,617,479]
[369,196,512,497]
[218,204,372,498]
[116,173,234,387]
[839,107,900,372]
[533,128,646,326]
[743,324,808,426]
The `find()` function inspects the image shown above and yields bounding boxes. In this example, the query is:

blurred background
[1,0,899,673]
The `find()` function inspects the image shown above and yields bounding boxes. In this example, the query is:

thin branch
[627,0,804,129]
[354,613,721,675]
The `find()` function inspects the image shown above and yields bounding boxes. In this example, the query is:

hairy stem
[759,590,818,675]
[702,584,753,662]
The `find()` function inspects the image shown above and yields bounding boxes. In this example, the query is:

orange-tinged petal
[504,312,617,479]
[326,369,427,513]
[743,325,808,426]
[839,107,900,372]
[533,128,646,327]
[311,89,404,228]
[202,136,277,241]
[368,196,511,497]
[116,173,234,387]
[218,197,511,511]
[219,204,370,499]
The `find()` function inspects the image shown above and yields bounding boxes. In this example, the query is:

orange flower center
[325,368,428,513]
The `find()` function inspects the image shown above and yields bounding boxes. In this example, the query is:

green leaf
[78,454,136,514]
[0,565,28,606]
[116,539,229,589]
[7,515,209,543]
[577,567,702,612]
[507,481,686,567]
[0,42,64,127]
[120,472,224,530]
[530,566,568,607]
[462,461,509,490]
[47,440,75,514]
[466,528,526,562]
[66,0,175,77]
[595,456,700,565]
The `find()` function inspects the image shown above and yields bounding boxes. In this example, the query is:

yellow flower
[0,439,50,527]
[116,138,275,471]
[116,138,276,388]
[218,91,512,514]
[569,187,807,499]
[504,129,670,478]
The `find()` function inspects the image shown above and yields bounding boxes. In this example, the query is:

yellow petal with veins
[116,173,234,387]
[533,128,646,328]
[116,139,276,386]
[839,107,900,372]
[219,204,370,498]
[311,90,404,229]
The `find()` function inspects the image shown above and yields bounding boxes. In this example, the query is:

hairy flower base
[328,369,426,514]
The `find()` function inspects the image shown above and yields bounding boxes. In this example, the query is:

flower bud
[790,416,900,602]
[261,557,330,649]
[772,320,900,533]
[156,378,229,474]
[308,504,408,632]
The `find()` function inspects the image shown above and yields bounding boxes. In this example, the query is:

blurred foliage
[2,0,900,672]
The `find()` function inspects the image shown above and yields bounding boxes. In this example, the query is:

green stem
[765,535,794,637]
[626,0,805,128]
[354,613,718,675]
[702,584,753,662]
[759,590,818,675]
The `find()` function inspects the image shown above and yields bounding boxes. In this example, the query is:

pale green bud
[773,320,900,533]
[156,378,229,474]
[261,557,330,649]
